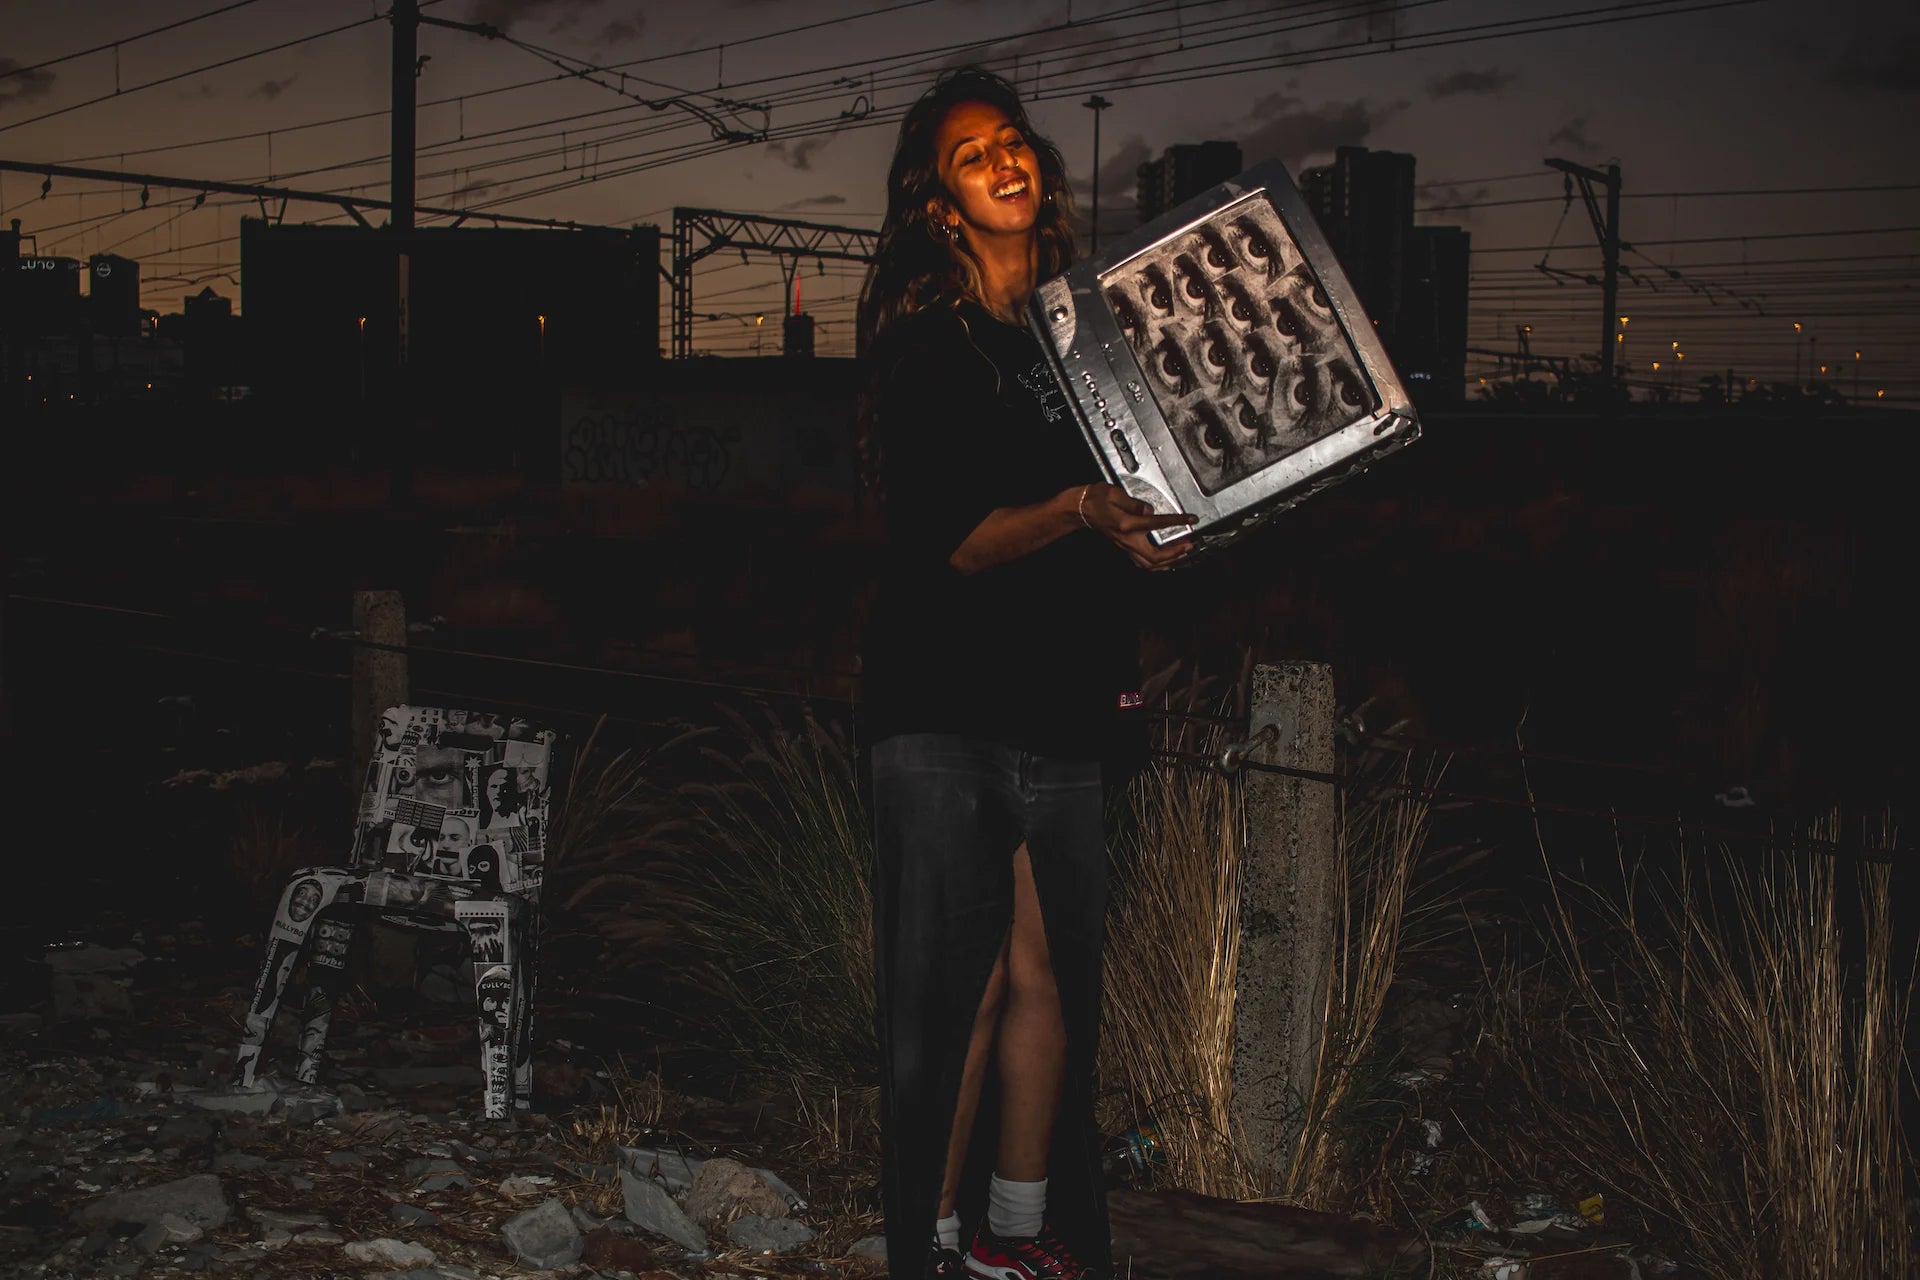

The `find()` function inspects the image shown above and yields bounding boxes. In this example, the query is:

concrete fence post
[1231,660,1338,1182]
[349,589,409,800]
[349,590,415,993]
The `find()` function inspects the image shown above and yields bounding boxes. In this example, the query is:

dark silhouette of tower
[1136,142,1244,224]
[1300,146,1469,404]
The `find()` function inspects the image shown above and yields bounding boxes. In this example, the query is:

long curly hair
[854,67,1078,494]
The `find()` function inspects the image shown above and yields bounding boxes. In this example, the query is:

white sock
[934,1213,961,1251]
[986,1174,1046,1239]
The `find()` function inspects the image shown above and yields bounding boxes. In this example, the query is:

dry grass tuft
[1099,686,1256,1198]
[1279,747,1441,1209]
[1487,817,1913,1279]
[567,1055,668,1150]
[666,704,876,1087]
[226,807,325,913]
[1099,682,1445,1206]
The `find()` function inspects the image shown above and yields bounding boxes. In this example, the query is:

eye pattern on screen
[1103,195,1379,495]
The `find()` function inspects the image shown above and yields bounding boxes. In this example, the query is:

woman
[858,68,1192,1280]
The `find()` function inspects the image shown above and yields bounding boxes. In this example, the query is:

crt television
[1027,159,1420,556]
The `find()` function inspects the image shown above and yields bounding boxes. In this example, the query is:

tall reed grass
[1488,818,1912,1279]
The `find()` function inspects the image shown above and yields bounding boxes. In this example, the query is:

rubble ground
[0,925,885,1280]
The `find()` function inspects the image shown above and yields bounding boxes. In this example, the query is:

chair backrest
[349,706,561,900]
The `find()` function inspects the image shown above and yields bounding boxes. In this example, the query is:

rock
[851,1234,888,1262]
[502,1197,585,1269]
[274,1083,344,1125]
[499,1173,556,1196]
[325,1151,369,1169]
[73,1174,232,1231]
[134,1213,205,1252]
[247,1207,330,1232]
[187,1082,280,1116]
[295,1228,344,1244]
[619,1168,707,1252]
[210,1150,269,1171]
[154,1116,216,1147]
[50,973,134,1022]
[44,945,147,974]
[342,1237,438,1267]
[373,1066,484,1090]
[0,1011,44,1034]
[390,1203,444,1228]
[685,1157,789,1228]
[726,1213,816,1254]
[582,1226,656,1272]
[618,1146,699,1194]
[407,1155,469,1192]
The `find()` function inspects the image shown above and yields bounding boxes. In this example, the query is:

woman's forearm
[948,485,1084,575]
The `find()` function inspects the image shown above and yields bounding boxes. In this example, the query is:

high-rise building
[88,254,141,337]
[1299,146,1469,405]
[1136,142,1244,225]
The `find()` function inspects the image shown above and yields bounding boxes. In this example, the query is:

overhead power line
[0,0,273,81]
[0,10,384,136]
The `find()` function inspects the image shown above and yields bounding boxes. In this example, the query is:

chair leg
[294,915,357,1085]
[232,869,343,1088]
[511,924,539,1110]
[464,910,516,1121]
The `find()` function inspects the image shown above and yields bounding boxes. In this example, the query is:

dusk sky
[2,0,1914,395]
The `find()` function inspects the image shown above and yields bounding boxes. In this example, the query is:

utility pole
[1083,94,1111,252]
[390,0,418,507]
[1544,158,1621,409]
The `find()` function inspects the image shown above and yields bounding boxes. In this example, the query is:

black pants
[868,733,1111,1279]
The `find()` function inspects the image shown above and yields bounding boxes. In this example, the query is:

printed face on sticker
[477,966,512,1033]
[287,879,323,924]
[396,744,468,809]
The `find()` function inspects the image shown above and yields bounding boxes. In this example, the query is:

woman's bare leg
[939,934,1009,1216]
[995,843,1065,1180]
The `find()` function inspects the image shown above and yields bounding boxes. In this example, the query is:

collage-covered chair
[232,706,563,1119]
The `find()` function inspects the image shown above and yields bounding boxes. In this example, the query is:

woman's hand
[1077,482,1196,570]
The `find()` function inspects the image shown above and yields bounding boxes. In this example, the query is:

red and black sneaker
[929,1245,968,1279]
[963,1222,1092,1280]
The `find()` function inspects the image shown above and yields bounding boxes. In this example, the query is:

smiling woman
[855,67,1197,1280]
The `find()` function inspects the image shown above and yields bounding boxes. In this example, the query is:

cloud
[1426,67,1514,98]
[467,0,602,34]
[767,137,831,171]
[1546,116,1600,153]
[1415,183,1492,223]
[778,194,849,211]
[248,76,298,101]
[600,12,645,43]
[1069,132,1154,227]
[0,59,56,109]
[1238,91,1404,170]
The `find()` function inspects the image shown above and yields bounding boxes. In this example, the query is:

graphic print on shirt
[1016,362,1070,424]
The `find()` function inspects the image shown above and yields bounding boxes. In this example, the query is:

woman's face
[930,99,1041,243]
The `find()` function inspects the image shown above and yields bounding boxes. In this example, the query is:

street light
[1793,321,1803,387]
[1082,94,1112,252]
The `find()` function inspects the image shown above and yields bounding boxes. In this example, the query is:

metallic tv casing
[1027,160,1420,553]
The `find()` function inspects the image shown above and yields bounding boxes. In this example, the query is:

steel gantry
[670,208,877,358]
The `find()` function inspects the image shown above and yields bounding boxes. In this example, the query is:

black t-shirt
[861,299,1141,761]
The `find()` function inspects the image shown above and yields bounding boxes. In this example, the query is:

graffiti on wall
[562,404,739,490]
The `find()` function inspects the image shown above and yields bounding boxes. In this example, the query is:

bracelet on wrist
[1077,483,1092,528]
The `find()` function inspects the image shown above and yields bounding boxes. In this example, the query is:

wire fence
[6,589,1906,863]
